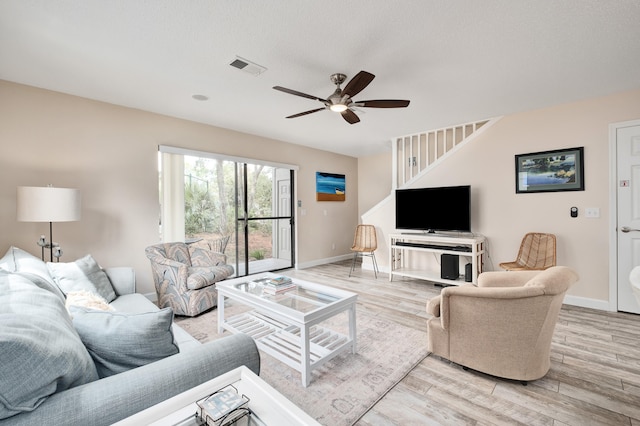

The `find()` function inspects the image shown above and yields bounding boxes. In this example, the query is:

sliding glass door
[159,147,295,277]
[234,162,294,275]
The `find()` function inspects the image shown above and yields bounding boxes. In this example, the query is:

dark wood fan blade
[286,107,326,119]
[341,109,360,124]
[357,99,410,108]
[342,71,375,98]
[273,86,325,102]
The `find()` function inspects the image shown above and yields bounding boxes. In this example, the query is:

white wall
[0,81,359,295]
[362,88,640,309]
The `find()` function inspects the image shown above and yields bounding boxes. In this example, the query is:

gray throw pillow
[47,254,116,302]
[0,271,98,420]
[0,246,16,272]
[1,246,59,291]
[69,306,179,378]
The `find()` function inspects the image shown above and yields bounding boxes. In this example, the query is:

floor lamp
[16,186,81,262]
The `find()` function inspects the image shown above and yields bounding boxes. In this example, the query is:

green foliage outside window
[183,157,275,240]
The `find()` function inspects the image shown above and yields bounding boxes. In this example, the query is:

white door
[276,173,292,260]
[616,122,640,314]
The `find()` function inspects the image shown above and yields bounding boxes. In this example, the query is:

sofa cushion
[69,306,179,378]
[47,254,116,302]
[0,271,99,420]
[109,292,159,313]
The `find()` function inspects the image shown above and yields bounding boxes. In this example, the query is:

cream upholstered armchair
[426,266,579,383]
[145,242,234,317]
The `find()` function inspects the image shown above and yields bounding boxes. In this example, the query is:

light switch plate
[585,207,600,218]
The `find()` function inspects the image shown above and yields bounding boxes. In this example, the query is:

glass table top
[230,277,340,314]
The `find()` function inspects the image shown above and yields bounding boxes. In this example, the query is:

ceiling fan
[273,70,410,124]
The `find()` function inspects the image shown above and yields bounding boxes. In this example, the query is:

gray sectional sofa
[0,246,260,425]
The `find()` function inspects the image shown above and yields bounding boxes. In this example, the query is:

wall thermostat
[570,207,578,218]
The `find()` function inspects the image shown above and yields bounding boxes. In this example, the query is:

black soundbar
[394,242,471,252]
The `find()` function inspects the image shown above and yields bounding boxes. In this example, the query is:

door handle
[621,226,640,233]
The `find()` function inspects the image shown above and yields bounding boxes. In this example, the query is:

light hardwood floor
[284,260,640,426]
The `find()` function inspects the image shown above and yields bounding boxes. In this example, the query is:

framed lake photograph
[316,172,346,201]
[515,147,584,193]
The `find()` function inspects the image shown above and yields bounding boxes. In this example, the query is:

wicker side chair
[499,232,557,271]
[349,224,379,278]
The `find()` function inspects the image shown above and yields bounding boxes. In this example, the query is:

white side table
[113,366,320,426]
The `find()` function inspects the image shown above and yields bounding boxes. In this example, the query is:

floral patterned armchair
[145,242,234,317]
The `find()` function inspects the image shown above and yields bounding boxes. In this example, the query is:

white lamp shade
[17,186,81,222]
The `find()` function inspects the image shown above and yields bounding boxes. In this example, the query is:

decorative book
[266,276,292,286]
[262,283,296,295]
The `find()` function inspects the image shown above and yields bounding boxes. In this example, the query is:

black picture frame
[515,147,584,193]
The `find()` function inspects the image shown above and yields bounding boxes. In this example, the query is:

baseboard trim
[296,254,352,270]
[563,294,613,311]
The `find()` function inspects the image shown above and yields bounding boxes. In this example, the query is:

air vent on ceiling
[229,56,267,76]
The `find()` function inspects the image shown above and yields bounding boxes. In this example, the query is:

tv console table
[389,233,485,285]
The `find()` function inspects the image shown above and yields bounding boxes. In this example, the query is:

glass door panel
[181,155,294,278]
[235,164,294,276]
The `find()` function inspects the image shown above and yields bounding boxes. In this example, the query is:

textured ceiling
[1,1,639,157]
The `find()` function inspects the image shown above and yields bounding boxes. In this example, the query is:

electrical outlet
[585,207,600,218]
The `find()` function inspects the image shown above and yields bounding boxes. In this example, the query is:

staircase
[393,117,501,188]
[361,116,501,273]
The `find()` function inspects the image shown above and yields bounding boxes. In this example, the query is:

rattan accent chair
[499,232,557,271]
[349,224,379,278]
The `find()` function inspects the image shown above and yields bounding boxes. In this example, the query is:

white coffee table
[217,273,358,387]
[113,366,320,425]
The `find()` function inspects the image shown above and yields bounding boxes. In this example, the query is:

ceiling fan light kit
[273,70,410,124]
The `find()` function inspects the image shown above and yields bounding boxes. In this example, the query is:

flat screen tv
[395,185,471,233]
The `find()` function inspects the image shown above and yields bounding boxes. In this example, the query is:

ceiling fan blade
[342,71,375,98]
[356,99,411,108]
[273,86,325,102]
[341,109,360,124]
[286,107,326,119]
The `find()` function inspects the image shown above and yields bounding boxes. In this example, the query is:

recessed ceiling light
[192,94,209,101]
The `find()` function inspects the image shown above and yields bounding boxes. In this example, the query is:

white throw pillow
[47,254,116,302]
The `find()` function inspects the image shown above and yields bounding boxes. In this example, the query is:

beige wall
[0,81,359,295]
[4,78,639,306]
[357,151,392,219]
[361,88,640,309]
